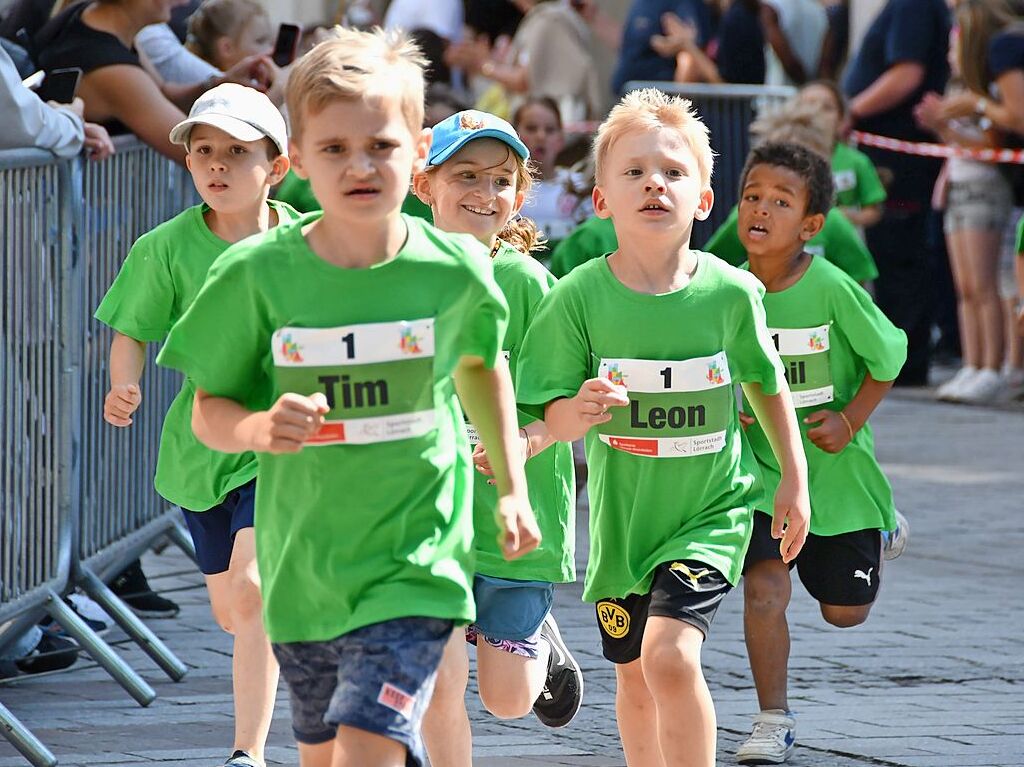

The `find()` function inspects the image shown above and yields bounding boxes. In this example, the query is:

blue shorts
[180,480,255,575]
[272,617,453,766]
[465,574,553,657]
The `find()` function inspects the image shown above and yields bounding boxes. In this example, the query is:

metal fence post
[0,702,57,767]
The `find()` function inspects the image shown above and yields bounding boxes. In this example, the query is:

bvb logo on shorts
[598,601,630,639]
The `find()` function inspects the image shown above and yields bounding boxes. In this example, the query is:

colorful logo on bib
[399,327,422,355]
[706,360,725,386]
[669,562,713,590]
[279,334,303,363]
[606,363,626,387]
[597,601,631,639]
[460,112,485,131]
[808,331,826,352]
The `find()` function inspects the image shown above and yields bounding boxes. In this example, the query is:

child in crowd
[412,110,582,767]
[516,88,811,767]
[796,80,886,232]
[96,84,294,767]
[185,0,273,73]
[734,143,908,765]
[705,104,880,287]
[158,30,540,767]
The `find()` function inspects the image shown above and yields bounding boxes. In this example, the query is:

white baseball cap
[169,83,288,157]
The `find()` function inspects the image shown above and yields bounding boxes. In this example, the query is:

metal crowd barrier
[0,137,199,767]
[624,82,798,247]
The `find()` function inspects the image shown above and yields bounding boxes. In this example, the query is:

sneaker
[221,750,261,767]
[14,634,80,675]
[532,613,584,728]
[736,709,796,765]
[957,368,1005,404]
[935,366,976,401]
[110,560,180,618]
[882,510,910,561]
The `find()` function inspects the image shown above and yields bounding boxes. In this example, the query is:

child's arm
[192,389,329,454]
[839,204,883,229]
[545,378,630,443]
[742,382,810,563]
[104,332,146,427]
[804,375,894,454]
[455,356,541,560]
[471,419,557,483]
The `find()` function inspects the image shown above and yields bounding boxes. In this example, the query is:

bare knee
[743,563,792,617]
[641,634,703,696]
[820,604,871,628]
[226,568,263,627]
[478,675,535,720]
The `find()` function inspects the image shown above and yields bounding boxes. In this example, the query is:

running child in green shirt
[95,83,293,767]
[158,30,540,767]
[411,110,582,766]
[733,143,908,766]
[516,89,811,767]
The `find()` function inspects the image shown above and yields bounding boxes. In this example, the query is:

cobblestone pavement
[1,393,1022,767]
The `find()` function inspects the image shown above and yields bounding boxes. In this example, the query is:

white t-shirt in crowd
[384,0,463,42]
[762,0,827,87]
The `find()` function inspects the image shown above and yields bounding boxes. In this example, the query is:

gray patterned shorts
[272,617,453,766]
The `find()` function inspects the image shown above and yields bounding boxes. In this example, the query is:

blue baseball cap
[427,110,530,167]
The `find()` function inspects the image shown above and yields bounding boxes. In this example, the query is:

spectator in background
[384,0,463,43]
[716,0,766,85]
[842,0,952,386]
[760,0,829,86]
[33,0,274,164]
[185,0,272,73]
[611,0,713,94]
[820,0,849,78]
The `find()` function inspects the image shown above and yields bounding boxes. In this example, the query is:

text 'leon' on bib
[272,319,436,446]
[770,325,833,408]
[596,353,732,458]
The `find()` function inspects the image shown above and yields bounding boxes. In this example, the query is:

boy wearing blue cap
[413,111,582,766]
[157,31,540,767]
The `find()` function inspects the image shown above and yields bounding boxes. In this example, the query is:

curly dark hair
[739,142,835,217]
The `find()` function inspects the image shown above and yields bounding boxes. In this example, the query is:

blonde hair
[749,102,833,159]
[956,0,1018,95]
[287,27,427,142]
[593,88,714,187]
[185,0,267,66]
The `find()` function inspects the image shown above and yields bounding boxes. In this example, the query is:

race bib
[595,353,733,458]
[833,169,857,193]
[770,325,833,408]
[465,350,511,446]
[272,319,435,446]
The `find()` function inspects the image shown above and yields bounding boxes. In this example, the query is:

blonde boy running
[412,110,581,766]
[516,89,811,767]
[96,83,292,767]
[157,30,539,767]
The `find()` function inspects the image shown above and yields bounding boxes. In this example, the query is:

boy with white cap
[95,83,294,767]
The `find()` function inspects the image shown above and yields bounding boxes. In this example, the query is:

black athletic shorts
[744,511,882,606]
[594,559,732,664]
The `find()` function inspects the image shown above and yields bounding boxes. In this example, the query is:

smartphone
[272,23,302,67]
[22,70,45,90]
[35,67,82,104]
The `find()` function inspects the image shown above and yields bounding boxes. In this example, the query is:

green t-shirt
[744,256,906,536]
[549,215,619,278]
[157,214,509,643]
[704,206,879,284]
[831,142,887,210]
[516,253,786,599]
[468,243,576,583]
[274,169,434,225]
[1015,212,1024,254]
[94,200,299,511]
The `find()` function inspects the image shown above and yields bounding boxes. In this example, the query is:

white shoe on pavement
[737,709,796,765]
[882,510,910,561]
[957,368,1004,404]
[935,366,977,402]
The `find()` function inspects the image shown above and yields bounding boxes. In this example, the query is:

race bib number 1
[770,325,834,408]
[596,353,733,458]
[272,319,436,445]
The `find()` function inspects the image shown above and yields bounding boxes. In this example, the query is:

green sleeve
[157,249,274,410]
[449,235,510,369]
[820,211,879,283]
[549,216,617,278]
[853,152,887,208]
[703,207,747,267]
[830,274,908,382]
[273,170,321,214]
[94,233,176,342]
[725,271,786,394]
[515,281,591,407]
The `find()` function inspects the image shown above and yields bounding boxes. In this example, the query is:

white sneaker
[882,510,910,561]
[935,366,977,401]
[1001,366,1024,400]
[957,368,1004,404]
[737,709,796,765]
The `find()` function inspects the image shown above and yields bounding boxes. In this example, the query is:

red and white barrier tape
[851,131,1024,164]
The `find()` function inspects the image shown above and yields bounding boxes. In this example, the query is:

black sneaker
[110,560,180,618]
[15,634,79,675]
[532,613,584,728]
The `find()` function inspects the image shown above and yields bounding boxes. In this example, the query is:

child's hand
[738,411,756,430]
[772,472,810,563]
[252,392,329,453]
[572,377,630,428]
[104,384,142,427]
[472,429,530,484]
[804,409,853,453]
[495,494,541,560]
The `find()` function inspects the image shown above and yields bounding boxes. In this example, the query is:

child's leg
[961,226,1006,371]
[614,659,663,767]
[795,528,882,629]
[422,630,473,767]
[331,726,406,767]
[475,632,550,717]
[742,557,793,712]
